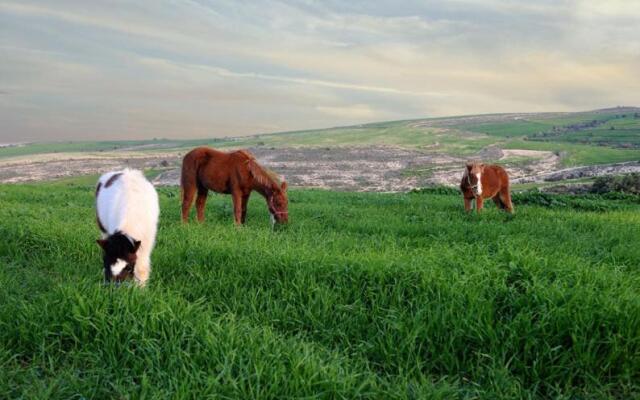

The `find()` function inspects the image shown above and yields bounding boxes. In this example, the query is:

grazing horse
[181,147,288,225]
[95,169,159,286]
[460,162,514,213]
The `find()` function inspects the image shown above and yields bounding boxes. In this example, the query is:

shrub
[409,186,460,195]
[591,173,640,195]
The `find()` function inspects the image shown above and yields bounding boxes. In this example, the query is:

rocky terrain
[1,144,638,192]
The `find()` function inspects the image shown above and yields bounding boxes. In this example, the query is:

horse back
[96,169,159,236]
[183,147,252,194]
[489,164,509,184]
[483,165,509,192]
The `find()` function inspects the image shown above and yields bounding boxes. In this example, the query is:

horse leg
[476,196,484,213]
[492,195,504,210]
[232,191,243,225]
[241,193,250,224]
[134,252,150,288]
[195,187,208,222]
[464,197,473,212]
[181,184,197,223]
[500,188,514,213]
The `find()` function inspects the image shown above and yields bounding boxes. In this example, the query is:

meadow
[1,179,639,399]
[527,116,640,148]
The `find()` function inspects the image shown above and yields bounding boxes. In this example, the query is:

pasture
[1,180,639,399]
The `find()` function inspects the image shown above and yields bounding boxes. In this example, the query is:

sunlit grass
[1,182,639,398]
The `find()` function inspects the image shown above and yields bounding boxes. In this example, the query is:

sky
[1,0,639,142]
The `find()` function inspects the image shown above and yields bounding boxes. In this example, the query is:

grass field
[527,116,640,148]
[0,139,238,159]
[454,120,551,138]
[453,112,619,139]
[1,179,639,399]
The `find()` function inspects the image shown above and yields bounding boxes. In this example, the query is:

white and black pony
[95,169,159,286]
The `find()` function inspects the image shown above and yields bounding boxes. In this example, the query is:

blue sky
[1,0,639,141]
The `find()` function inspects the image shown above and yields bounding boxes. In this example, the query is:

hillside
[1,181,639,398]
[2,107,640,190]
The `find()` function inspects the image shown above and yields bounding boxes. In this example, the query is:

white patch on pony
[476,172,482,195]
[110,259,128,277]
[270,213,276,228]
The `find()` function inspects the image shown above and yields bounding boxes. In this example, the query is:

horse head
[97,232,141,284]
[268,180,289,224]
[466,162,485,196]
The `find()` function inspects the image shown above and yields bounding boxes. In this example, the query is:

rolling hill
[1,107,640,191]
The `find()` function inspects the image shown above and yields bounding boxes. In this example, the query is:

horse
[460,162,514,213]
[95,169,159,286]
[180,147,288,225]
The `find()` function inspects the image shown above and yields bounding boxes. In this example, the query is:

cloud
[316,104,378,119]
[0,0,638,141]
[137,56,446,98]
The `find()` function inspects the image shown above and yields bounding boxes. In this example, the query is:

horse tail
[180,149,207,221]
[180,150,199,190]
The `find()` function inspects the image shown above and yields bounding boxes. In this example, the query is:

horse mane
[237,150,281,189]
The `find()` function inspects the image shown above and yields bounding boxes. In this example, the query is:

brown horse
[181,147,288,225]
[460,162,513,213]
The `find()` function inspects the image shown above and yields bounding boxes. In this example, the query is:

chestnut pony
[181,147,288,225]
[460,162,514,213]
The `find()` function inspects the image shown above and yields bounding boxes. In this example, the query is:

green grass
[248,122,443,148]
[529,112,616,127]
[41,170,166,187]
[529,117,640,148]
[0,139,238,159]
[0,141,162,158]
[504,140,640,166]
[454,113,621,139]
[456,120,551,138]
[512,177,596,191]
[1,180,639,399]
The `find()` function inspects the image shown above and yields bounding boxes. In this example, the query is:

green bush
[409,186,460,195]
[591,173,640,194]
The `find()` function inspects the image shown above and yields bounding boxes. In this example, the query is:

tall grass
[1,182,639,398]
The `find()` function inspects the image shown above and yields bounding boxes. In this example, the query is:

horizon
[1,105,638,145]
[2,1,640,142]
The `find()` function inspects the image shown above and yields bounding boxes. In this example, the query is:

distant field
[1,181,639,398]
[220,108,640,166]
[0,138,236,159]
[454,119,550,138]
[451,112,616,138]
[5,108,639,164]
[503,140,640,166]
[527,115,640,148]
[2,108,639,189]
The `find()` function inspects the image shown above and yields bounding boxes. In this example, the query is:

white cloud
[0,0,638,141]
[316,104,378,119]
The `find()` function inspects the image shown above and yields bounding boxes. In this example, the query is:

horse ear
[466,162,473,171]
[281,181,287,191]
[96,239,107,249]
[132,240,141,252]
